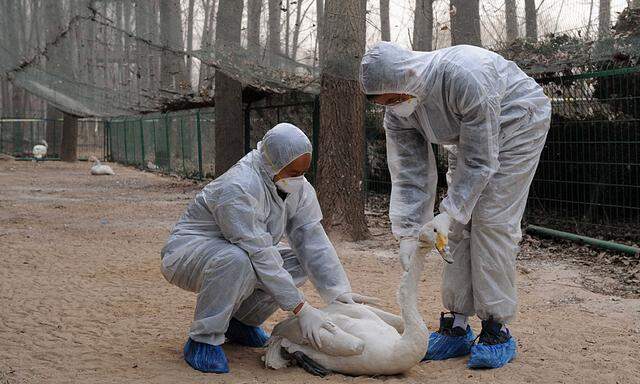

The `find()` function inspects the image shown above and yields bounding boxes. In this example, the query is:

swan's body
[265,247,429,376]
[90,159,115,175]
[32,140,48,161]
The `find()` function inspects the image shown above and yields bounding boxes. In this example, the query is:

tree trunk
[247,0,263,54]
[632,0,640,9]
[316,0,324,69]
[524,0,538,41]
[450,0,481,46]
[135,0,150,95]
[60,113,78,162]
[213,0,244,178]
[186,0,195,87]
[285,0,291,57]
[198,0,216,89]
[44,0,64,149]
[598,0,611,38]
[159,0,188,93]
[505,0,518,42]
[317,0,368,240]
[413,0,433,50]
[291,0,305,60]
[268,0,282,63]
[380,0,391,41]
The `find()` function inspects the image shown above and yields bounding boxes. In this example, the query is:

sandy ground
[1,160,639,384]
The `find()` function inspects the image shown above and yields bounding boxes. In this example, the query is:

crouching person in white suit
[161,123,371,373]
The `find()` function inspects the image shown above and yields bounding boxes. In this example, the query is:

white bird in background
[89,156,115,175]
[146,160,160,171]
[32,140,48,162]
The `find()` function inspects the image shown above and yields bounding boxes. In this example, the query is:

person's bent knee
[204,246,255,278]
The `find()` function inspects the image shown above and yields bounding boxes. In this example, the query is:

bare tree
[505,0,518,42]
[268,0,282,63]
[525,0,538,41]
[380,0,391,41]
[135,0,151,95]
[598,0,611,38]
[247,0,263,54]
[291,0,306,60]
[44,0,64,149]
[213,0,244,177]
[198,0,217,89]
[450,0,481,46]
[413,0,433,50]
[316,0,368,240]
[160,0,188,93]
[186,0,195,85]
[285,0,291,56]
[315,0,324,69]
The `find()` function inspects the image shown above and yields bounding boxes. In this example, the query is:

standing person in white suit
[359,42,551,369]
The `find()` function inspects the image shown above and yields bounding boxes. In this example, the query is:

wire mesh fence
[527,64,640,241]
[2,67,638,242]
[106,109,214,179]
[0,117,104,160]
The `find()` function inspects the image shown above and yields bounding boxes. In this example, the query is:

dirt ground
[1,161,639,384]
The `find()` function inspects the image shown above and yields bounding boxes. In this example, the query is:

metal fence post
[105,120,111,161]
[164,114,171,171]
[244,104,252,154]
[139,118,145,165]
[179,115,186,175]
[196,110,203,179]
[124,118,129,164]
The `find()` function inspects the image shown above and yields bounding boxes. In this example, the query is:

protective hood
[257,123,312,179]
[359,41,438,99]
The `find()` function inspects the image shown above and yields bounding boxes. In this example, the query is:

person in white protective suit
[360,42,551,369]
[161,123,374,374]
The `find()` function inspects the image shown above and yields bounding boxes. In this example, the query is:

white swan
[89,156,115,175]
[32,140,48,161]
[265,245,429,376]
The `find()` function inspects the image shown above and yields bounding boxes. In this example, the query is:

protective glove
[295,302,337,349]
[334,292,381,305]
[419,212,453,264]
[399,237,419,272]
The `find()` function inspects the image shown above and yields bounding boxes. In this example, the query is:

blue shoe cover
[423,326,475,361]
[225,318,270,347]
[183,338,229,373]
[468,337,517,369]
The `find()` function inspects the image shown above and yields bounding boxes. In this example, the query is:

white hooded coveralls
[360,42,551,323]
[161,123,351,345]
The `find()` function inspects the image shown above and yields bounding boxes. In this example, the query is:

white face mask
[387,97,418,117]
[275,175,305,194]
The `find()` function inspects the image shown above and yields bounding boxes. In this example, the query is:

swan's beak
[435,233,453,264]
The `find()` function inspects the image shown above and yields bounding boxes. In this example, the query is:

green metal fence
[527,65,640,241]
[0,117,104,160]
[106,109,214,179]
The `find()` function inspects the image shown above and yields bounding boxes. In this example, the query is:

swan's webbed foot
[281,348,330,377]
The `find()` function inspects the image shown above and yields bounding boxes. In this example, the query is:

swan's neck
[397,246,428,347]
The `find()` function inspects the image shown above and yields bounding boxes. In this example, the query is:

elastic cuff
[439,199,469,225]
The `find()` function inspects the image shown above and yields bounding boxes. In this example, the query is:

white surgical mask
[275,175,305,194]
[387,97,418,117]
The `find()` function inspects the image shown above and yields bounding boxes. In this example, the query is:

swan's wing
[361,305,405,334]
[271,315,365,357]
